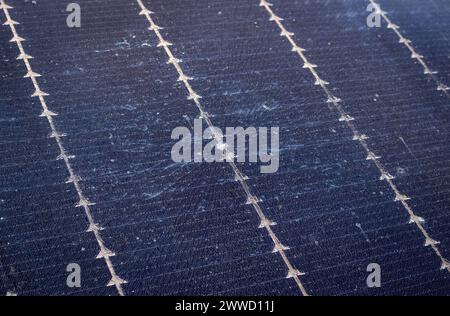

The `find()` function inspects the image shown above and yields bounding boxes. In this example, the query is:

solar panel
[1,0,449,296]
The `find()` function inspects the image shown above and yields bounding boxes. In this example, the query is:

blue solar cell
[1,0,449,296]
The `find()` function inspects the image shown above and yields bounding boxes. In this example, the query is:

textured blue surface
[1,0,450,296]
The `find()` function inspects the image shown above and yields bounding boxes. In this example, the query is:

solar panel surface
[1,0,450,296]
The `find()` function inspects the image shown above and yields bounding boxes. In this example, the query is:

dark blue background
[1,0,449,295]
